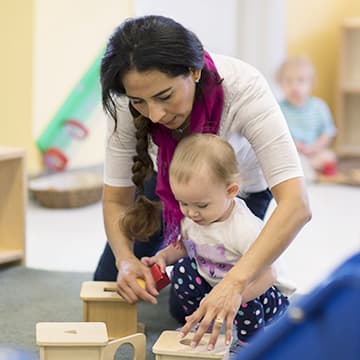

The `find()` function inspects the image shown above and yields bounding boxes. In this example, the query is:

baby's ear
[226,183,240,198]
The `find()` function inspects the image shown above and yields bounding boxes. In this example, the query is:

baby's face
[279,64,313,106]
[170,170,235,226]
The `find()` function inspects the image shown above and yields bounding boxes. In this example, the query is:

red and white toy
[150,264,171,291]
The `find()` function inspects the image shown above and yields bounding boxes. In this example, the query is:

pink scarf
[151,52,224,245]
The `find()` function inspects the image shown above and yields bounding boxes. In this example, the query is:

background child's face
[279,64,314,106]
[170,169,235,226]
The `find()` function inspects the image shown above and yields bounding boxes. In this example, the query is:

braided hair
[100,15,206,240]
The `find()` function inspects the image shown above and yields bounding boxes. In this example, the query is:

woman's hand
[116,255,159,304]
[179,274,244,350]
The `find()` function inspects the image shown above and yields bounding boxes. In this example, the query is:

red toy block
[150,264,171,291]
[322,161,337,176]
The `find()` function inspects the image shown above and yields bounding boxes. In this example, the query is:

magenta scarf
[150,52,224,245]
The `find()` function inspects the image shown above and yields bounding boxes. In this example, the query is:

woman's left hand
[179,274,243,350]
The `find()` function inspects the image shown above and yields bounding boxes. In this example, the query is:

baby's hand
[301,144,316,156]
[295,142,306,153]
[141,254,167,273]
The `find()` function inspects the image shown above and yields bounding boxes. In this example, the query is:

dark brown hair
[101,15,208,240]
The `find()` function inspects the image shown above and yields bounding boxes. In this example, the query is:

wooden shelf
[342,18,360,28]
[0,147,26,161]
[336,145,360,157]
[336,20,360,156]
[341,84,360,93]
[0,147,26,266]
[0,249,24,265]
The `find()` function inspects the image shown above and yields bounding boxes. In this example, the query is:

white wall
[33,0,285,171]
[135,0,239,56]
[33,0,133,170]
[236,0,286,96]
[135,0,285,93]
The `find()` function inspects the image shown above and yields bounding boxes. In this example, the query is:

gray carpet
[0,266,180,359]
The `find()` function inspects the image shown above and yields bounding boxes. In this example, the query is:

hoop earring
[195,78,200,83]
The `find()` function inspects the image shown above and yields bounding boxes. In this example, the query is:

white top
[181,198,296,297]
[104,53,303,193]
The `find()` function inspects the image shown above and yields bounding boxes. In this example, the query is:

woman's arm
[103,184,159,304]
[240,266,277,303]
[103,184,135,261]
[227,177,311,291]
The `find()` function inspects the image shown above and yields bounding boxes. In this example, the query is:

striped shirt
[279,97,336,145]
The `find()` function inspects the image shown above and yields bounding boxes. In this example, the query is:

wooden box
[36,322,146,360]
[80,281,137,339]
[152,331,229,360]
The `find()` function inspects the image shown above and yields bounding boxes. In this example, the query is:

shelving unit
[0,147,26,266]
[336,18,360,156]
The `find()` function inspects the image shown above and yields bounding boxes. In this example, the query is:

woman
[94,15,311,349]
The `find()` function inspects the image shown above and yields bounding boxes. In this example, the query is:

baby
[277,56,337,178]
[142,133,295,353]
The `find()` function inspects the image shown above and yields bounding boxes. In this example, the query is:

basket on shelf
[29,171,103,208]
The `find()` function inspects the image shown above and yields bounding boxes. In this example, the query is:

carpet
[0,266,179,359]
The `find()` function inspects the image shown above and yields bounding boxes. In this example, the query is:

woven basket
[29,172,103,208]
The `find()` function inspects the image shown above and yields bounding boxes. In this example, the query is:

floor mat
[0,266,179,360]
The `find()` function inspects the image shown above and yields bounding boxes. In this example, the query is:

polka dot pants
[171,257,289,343]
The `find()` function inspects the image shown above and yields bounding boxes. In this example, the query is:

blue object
[0,346,36,360]
[234,252,360,360]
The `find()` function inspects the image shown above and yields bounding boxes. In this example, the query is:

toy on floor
[152,330,230,360]
[36,322,145,360]
[80,281,139,339]
[37,50,104,172]
[80,269,169,340]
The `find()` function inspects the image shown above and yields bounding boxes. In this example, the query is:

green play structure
[37,49,104,171]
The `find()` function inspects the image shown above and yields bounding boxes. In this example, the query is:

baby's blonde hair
[169,133,240,186]
[276,55,315,83]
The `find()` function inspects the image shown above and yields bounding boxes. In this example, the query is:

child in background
[277,56,337,178]
[141,134,295,353]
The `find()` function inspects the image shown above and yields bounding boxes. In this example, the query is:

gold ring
[214,317,224,325]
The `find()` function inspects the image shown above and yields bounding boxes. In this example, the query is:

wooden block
[150,264,171,291]
[36,322,108,360]
[152,331,229,360]
[80,281,137,339]
[36,322,146,360]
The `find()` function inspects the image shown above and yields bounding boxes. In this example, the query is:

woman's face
[122,68,198,129]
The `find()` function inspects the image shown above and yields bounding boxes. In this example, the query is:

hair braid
[122,115,162,241]
[132,116,154,190]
